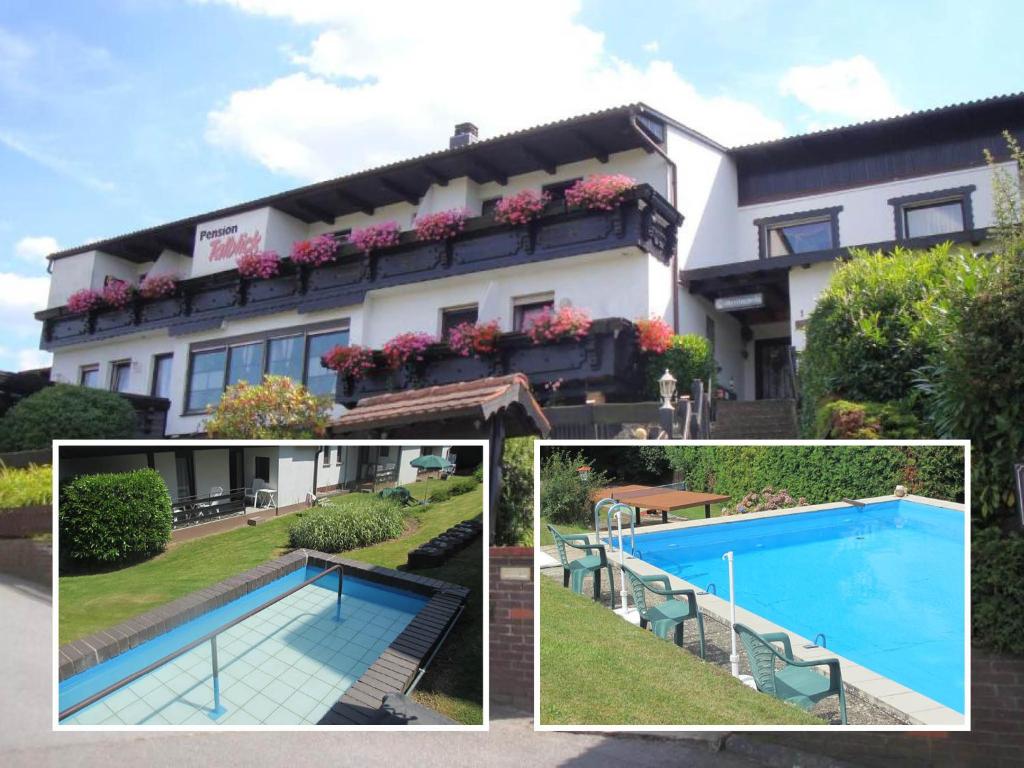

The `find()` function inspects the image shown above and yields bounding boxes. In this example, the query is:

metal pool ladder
[58,563,344,722]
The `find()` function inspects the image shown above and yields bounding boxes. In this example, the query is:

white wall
[789,261,839,350]
[734,163,1005,262]
[397,447,423,485]
[677,291,746,398]
[276,446,316,506]
[152,451,179,500]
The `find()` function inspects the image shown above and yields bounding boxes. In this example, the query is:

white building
[36,94,1023,432]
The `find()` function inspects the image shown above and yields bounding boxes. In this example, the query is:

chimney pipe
[450,122,479,149]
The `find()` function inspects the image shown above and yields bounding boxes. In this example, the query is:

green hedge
[289,496,404,552]
[427,476,479,503]
[0,384,137,450]
[494,436,534,546]
[664,445,963,503]
[59,469,172,564]
[644,334,714,399]
[0,463,52,508]
[972,527,1024,654]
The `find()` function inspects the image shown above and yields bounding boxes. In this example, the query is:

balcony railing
[171,488,247,528]
[336,317,642,407]
[37,185,681,350]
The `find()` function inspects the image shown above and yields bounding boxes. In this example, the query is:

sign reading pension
[190,208,307,279]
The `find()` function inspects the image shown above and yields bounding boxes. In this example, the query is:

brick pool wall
[489,547,533,712]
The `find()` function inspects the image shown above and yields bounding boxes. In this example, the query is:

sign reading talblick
[190,208,307,279]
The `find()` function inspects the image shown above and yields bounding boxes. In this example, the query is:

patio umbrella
[409,454,455,503]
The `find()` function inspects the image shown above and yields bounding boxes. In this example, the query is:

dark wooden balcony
[336,317,643,408]
[37,185,681,350]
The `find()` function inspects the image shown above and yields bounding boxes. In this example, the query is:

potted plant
[447,319,502,357]
[321,344,377,395]
[350,221,401,254]
[525,306,592,344]
[633,316,673,354]
[493,189,549,225]
[565,174,636,211]
[414,208,469,241]
[290,234,339,267]
[66,288,104,315]
[382,331,436,370]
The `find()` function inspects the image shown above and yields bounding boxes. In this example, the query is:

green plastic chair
[622,566,705,659]
[547,525,615,607]
[734,623,848,724]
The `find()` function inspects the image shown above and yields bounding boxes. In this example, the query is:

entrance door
[755,338,794,399]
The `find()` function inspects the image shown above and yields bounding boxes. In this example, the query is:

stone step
[711,398,799,439]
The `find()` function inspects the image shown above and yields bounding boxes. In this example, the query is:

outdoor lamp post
[577,465,592,484]
[658,369,677,437]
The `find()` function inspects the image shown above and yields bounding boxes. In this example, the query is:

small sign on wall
[715,292,764,312]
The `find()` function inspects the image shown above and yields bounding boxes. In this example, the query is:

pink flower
[290,234,339,266]
[414,208,469,241]
[565,174,636,211]
[525,306,592,344]
[382,331,436,369]
[139,273,179,299]
[237,250,280,279]
[350,221,401,253]
[101,279,136,309]
[66,288,104,314]
[493,189,550,225]
[321,345,376,380]
[447,319,501,357]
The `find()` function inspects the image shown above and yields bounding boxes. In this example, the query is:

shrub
[972,527,1024,654]
[813,399,927,439]
[579,446,671,485]
[644,334,714,400]
[59,469,172,563]
[0,384,136,450]
[427,476,479,503]
[288,496,404,552]
[473,465,484,483]
[494,436,533,546]
[799,244,995,435]
[237,250,280,279]
[0,463,52,508]
[540,449,608,526]
[664,445,963,503]
[203,375,329,438]
[493,189,549,225]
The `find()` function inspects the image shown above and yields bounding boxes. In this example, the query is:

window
[481,197,502,217]
[186,349,227,413]
[322,446,331,467]
[889,186,974,240]
[227,342,263,386]
[80,365,99,388]
[336,446,343,465]
[110,360,132,393]
[755,207,841,259]
[379,446,391,458]
[512,294,554,332]
[542,178,581,202]
[254,456,270,483]
[185,321,350,413]
[267,335,304,381]
[440,305,479,338]
[151,354,173,398]
[305,329,350,396]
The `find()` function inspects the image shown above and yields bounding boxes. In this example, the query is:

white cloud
[642,40,660,53]
[203,1,786,179]
[779,55,905,122]
[0,131,116,192]
[0,271,50,372]
[14,235,60,266]
[17,348,51,370]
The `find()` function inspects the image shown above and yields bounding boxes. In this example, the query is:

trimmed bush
[495,436,533,546]
[540,449,608,526]
[203,375,329,438]
[972,527,1024,654]
[473,465,484,483]
[0,384,136,450]
[289,496,403,552]
[799,244,994,436]
[644,334,714,399]
[0,463,52,508]
[813,399,926,439]
[664,445,963,503]
[427,476,479,503]
[59,469,172,564]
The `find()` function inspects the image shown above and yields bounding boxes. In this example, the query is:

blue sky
[1,0,1021,371]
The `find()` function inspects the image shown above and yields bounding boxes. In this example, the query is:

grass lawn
[539,501,732,545]
[539,577,821,726]
[58,485,484,724]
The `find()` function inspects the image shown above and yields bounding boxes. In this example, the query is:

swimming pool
[618,499,965,714]
[58,552,466,726]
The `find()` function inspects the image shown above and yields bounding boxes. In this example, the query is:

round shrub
[59,469,172,564]
[0,384,136,451]
[289,496,403,552]
[540,448,608,526]
[644,334,714,399]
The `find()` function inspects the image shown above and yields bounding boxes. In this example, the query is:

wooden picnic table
[591,484,730,525]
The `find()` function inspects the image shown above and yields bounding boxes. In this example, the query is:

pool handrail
[593,497,617,543]
[606,502,636,556]
[58,563,344,722]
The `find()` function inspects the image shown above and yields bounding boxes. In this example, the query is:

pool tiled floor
[65,582,417,725]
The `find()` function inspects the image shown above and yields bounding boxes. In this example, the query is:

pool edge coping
[599,494,966,727]
[58,549,471,726]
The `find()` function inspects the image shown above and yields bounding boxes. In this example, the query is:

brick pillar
[489,546,533,711]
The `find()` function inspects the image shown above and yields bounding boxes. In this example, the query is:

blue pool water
[60,566,427,725]
[620,500,965,712]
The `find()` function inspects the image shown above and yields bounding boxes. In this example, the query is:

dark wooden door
[755,338,794,399]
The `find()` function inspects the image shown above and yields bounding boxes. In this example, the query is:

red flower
[634,317,673,354]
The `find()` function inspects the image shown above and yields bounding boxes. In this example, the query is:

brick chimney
[449,122,479,149]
